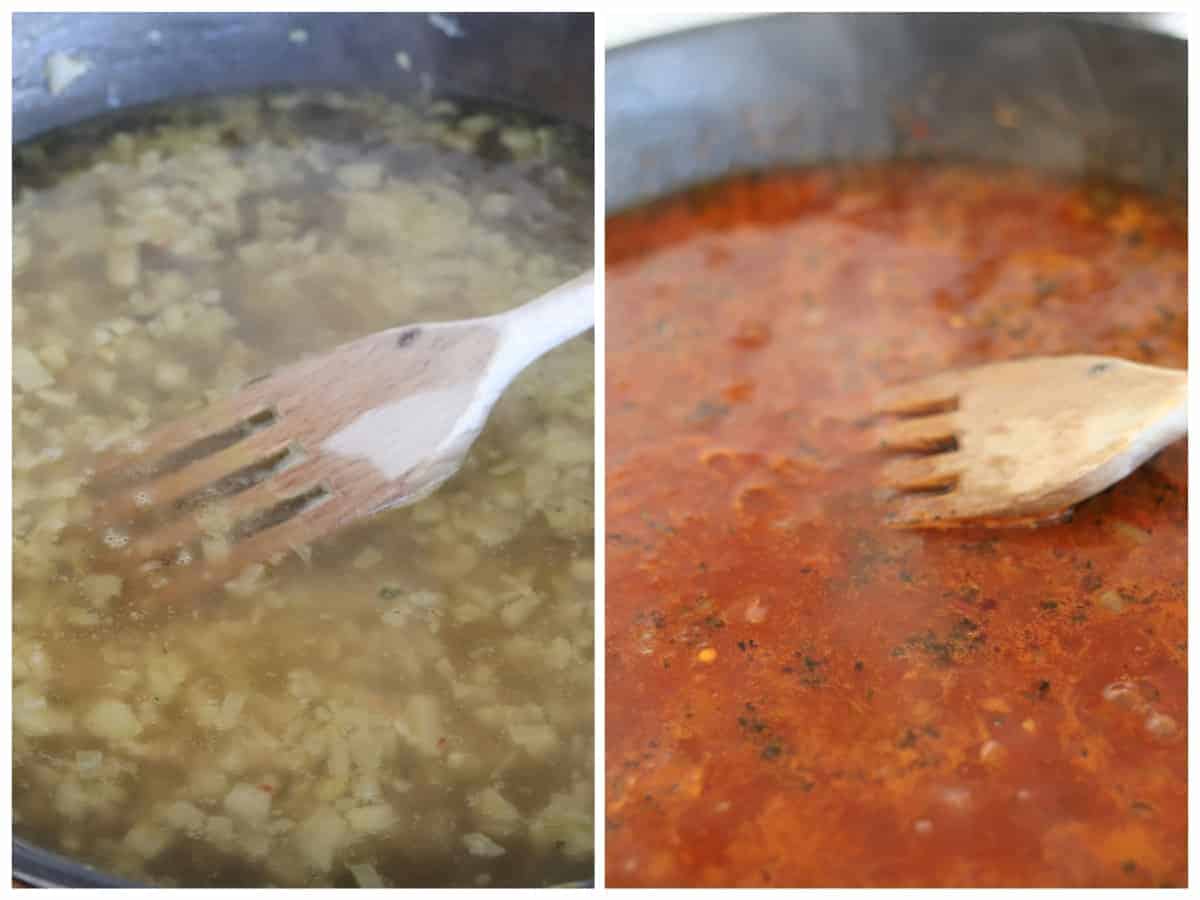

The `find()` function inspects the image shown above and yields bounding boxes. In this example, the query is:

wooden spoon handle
[1133,362,1187,440]
[486,270,595,389]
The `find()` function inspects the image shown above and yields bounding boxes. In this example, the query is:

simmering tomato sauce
[605,163,1186,887]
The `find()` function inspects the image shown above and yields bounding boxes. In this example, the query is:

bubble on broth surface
[102,528,130,549]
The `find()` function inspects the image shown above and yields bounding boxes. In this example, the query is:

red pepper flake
[258,784,274,793]
[731,320,771,349]
[721,380,755,404]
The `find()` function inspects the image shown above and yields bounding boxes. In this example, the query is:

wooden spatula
[873,355,1186,527]
[85,271,594,599]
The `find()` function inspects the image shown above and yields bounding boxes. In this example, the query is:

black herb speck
[688,400,731,423]
[1035,277,1059,298]
[737,716,767,735]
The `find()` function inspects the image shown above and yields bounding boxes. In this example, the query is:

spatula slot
[229,484,332,543]
[890,396,960,418]
[152,407,279,481]
[174,443,306,516]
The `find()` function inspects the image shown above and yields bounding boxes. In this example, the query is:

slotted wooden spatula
[874,355,1186,526]
[85,271,594,599]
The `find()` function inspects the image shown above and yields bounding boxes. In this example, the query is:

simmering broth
[13,90,593,888]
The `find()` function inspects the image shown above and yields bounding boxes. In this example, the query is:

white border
[592,7,606,891]
[5,4,1197,897]
[2,4,14,891]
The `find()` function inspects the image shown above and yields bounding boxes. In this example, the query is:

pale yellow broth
[12,90,594,888]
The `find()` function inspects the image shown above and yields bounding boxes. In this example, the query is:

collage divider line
[591,8,606,889]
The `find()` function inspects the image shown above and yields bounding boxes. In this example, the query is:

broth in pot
[14,90,594,888]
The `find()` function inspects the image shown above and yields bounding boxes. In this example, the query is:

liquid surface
[13,91,593,888]
[605,164,1185,887]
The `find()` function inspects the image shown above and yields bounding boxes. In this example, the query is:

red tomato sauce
[605,163,1186,887]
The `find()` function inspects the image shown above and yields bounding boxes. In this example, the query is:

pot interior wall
[607,13,1184,211]
[14,12,593,143]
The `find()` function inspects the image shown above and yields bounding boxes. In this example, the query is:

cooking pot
[604,11,1185,888]
[11,11,592,888]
